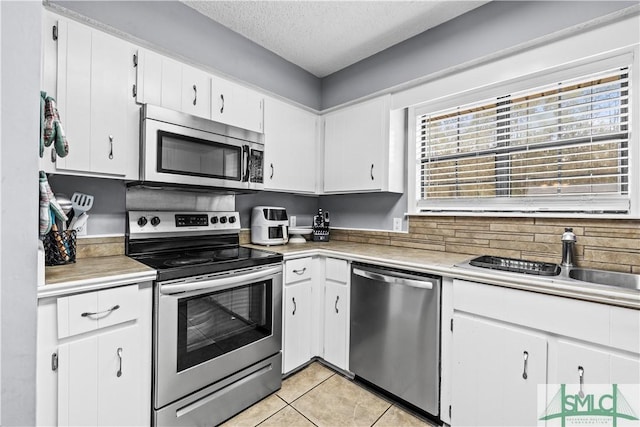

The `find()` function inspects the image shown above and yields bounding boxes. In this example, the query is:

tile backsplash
[332,216,640,274]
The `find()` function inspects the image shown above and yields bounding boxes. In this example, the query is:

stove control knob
[210,216,218,224]
[137,216,148,227]
[150,216,161,227]
[228,216,236,224]
[220,216,228,224]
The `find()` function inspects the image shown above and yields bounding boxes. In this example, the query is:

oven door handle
[160,265,282,295]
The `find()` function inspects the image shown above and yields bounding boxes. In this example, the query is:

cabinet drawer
[285,257,312,285]
[57,285,139,339]
[326,258,348,283]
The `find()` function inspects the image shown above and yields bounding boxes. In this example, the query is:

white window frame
[407,48,639,218]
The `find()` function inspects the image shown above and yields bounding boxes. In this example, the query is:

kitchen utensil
[71,192,94,218]
[71,212,89,234]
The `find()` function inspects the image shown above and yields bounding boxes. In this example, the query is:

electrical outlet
[289,216,296,227]
[393,217,402,232]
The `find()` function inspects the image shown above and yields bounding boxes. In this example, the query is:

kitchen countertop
[42,240,639,309]
[247,240,640,310]
[41,255,156,298]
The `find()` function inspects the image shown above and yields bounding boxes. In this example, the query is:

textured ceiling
[181,1,490,78]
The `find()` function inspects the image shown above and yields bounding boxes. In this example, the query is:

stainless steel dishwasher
[350,263,441,418]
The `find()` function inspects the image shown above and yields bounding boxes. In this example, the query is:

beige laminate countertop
[247,240,640,310]
[42,241,639,309]
[41,255,156,298]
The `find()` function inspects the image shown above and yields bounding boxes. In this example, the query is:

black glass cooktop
[128,235,282,282]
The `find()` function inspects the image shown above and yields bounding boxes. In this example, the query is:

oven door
[155,264,282,409]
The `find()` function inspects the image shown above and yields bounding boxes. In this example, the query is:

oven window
[158,131,242,181]
[177,280,272,372]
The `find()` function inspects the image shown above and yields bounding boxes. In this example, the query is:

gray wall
[321,1,637,109]
[51,0,322,110]
[48,175,127,235]
[1,1,41,425]
[236,191,319,229]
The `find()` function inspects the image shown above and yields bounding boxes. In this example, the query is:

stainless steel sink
[568,268,640,291]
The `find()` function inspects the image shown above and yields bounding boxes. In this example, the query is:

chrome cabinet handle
[335,295,339,314]
[293,268,306,275]
[370,164,374,180]
[81,304,120,318]
[292,297,296,316]
[116,347,123,377]
[578,366,585,398]
[270,163,274,180]
[220,94,225,114]
[108,135,114,159]
[522,351,529,379]
[193,84,197,105]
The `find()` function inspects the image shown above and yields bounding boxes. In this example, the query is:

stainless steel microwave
[140,104,264,191]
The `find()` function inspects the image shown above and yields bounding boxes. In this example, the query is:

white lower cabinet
[450,279,640,427]
[451,315,547,427]
[282,258,314,373]
[58,324,141,426]
[282,257,350,374]
[322,258,350,370]
[36,283,152,427]
[283,282,313,373]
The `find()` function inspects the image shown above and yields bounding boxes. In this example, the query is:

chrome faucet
[561,227,577,268]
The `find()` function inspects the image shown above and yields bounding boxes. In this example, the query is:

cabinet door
[97,325,141,426]
[56,19,92,173]
[263,98,317,193]
[211,76,263,132]
[135,49,162,106]
[323,96,387,193]
[323,281,349,370]
[54,18,132,176]
[58,335,99,426]
[90,30,129,176]
[181,64,210,118]
[160,57,183,112]
[283,281,312,373]
[58,325,142,427]
[452,315,547,427]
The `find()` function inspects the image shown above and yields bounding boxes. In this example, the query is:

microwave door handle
[242,145,250,182]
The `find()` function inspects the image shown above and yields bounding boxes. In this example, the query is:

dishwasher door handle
[353,268,434,290]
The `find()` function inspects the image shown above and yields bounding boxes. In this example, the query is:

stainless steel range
[126,211,283,427]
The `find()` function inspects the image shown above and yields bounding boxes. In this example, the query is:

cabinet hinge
[450,318,454,332]
[51,352,58,371]
[133,53,138,67]
[132,84,137,98]
[52,25,58,41]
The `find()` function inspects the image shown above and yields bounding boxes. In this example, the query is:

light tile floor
[220,362,437,427]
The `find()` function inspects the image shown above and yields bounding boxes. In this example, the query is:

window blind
[415,67,630,213]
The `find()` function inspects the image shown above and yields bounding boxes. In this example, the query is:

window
[413,66,631,214]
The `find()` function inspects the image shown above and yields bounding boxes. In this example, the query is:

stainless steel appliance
[139,104,264,191]
[250,206,288,246]
[350,263,441,420]
[126,211,283,426]
[312,209,330,242]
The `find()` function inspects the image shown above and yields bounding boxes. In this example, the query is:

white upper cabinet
[263,97,318,194]
[211,75,263,133]
[42,15,138,179]
[181,64,211,118]
[323,94,404,194]
[135,50,211,119]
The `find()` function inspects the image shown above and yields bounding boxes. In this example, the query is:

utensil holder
[44,229,77,266]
